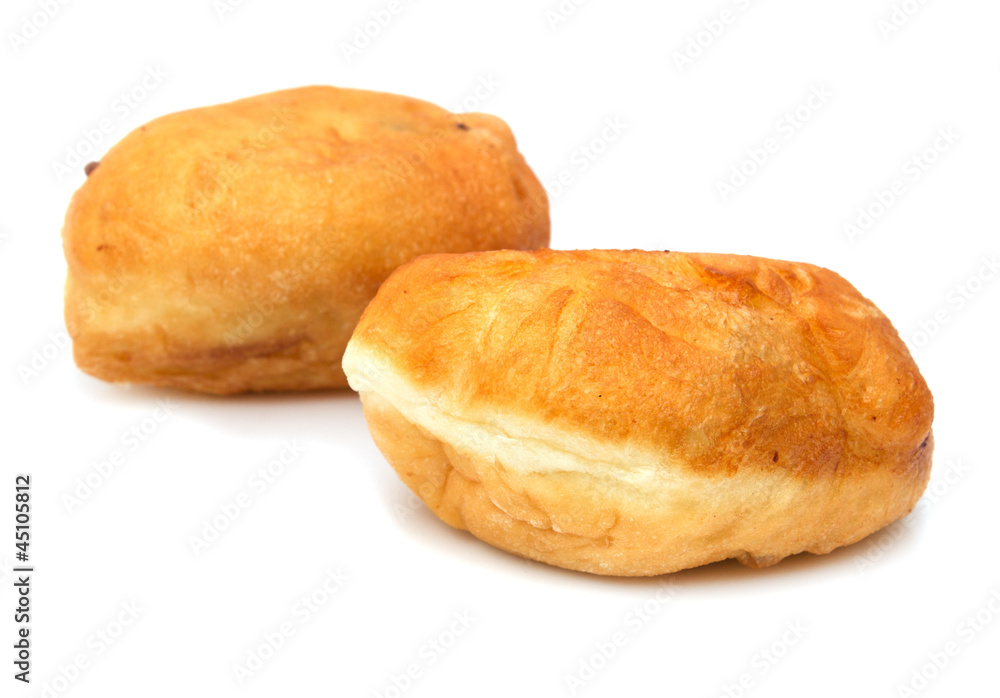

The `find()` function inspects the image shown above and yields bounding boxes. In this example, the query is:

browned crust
[345,249,935,574]
[62,86,549,394]
[349,249,934,480]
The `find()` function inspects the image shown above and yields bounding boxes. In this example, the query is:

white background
[1,0,998,696]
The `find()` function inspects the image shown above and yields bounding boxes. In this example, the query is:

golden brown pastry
[62,86,548,394]
[342,249,934,576]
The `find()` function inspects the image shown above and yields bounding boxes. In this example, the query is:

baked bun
[342,249,934,576]
[62,86,548,394]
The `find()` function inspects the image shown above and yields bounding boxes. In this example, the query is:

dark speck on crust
[84,161,100,176]
[96,244,109,252]
[920,437,928,448]
[772,451,779,462]
[456,123,469,130]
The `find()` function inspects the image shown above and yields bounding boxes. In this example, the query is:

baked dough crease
[343,249,934,576]
[62,86,548,393]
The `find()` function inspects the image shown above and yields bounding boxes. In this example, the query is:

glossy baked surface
[344,249,934,575]
[62,86,549,393]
